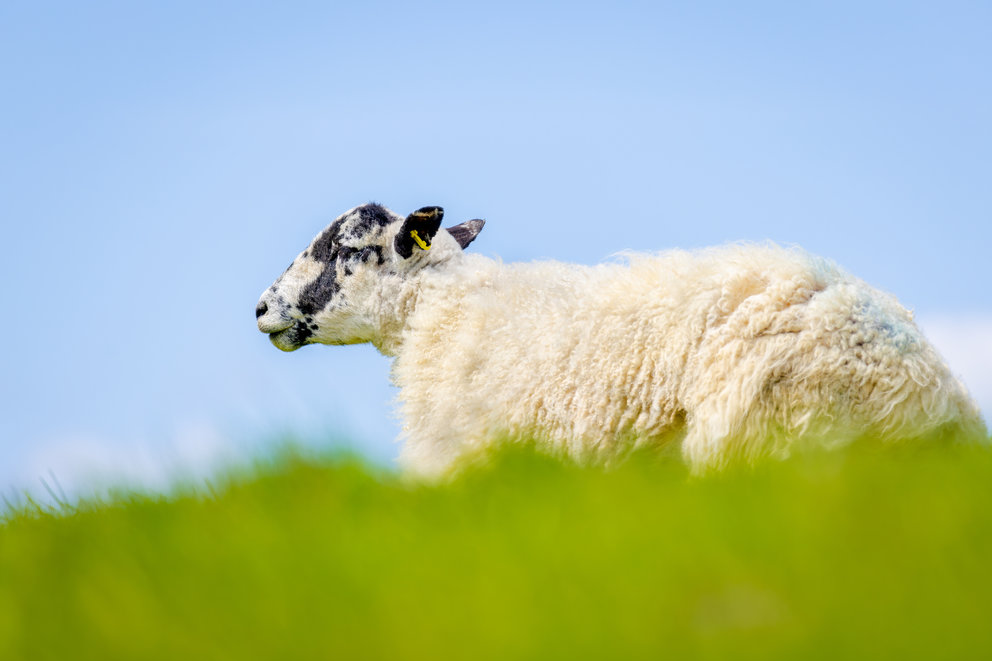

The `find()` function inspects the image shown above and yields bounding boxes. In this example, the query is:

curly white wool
[386,244,984,474]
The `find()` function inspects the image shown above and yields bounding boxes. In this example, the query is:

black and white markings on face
[260,203,406,351]
[306,204,396,263]
[293,204,395,317]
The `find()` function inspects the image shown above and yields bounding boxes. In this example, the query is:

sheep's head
[256,203,484,351]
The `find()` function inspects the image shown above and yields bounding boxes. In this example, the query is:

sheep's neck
[369,257,493,357]
[369,266,441,357]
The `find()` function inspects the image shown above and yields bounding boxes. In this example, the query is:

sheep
[256,202,986,474]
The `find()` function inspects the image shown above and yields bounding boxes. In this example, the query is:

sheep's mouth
[268,321,312,352]
[257,315,294,335]
[269,328,301,352]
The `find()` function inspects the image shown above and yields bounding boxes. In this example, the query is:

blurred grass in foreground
[2,442,991,660]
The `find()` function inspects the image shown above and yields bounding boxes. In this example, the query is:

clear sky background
[2,1,990,496]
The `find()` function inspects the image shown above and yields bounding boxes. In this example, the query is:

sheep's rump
[396,244,985,473]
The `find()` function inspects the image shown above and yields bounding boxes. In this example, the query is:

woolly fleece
[385,245,984,474]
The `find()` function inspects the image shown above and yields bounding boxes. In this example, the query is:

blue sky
[2,1,990,495]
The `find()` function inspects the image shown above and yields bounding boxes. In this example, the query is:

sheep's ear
[446,219,486,250]
[395,206,444,258]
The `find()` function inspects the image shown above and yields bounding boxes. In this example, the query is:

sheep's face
[256,203,484,351]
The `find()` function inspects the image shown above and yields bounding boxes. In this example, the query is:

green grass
[2,442,992,660]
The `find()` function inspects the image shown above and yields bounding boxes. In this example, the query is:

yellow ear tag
[410,229,431,251]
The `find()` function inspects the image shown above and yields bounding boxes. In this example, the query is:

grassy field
[2,442,991,660]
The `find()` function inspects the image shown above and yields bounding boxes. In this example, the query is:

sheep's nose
[255,301,268,319]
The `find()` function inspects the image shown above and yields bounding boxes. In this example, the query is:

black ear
[395,206,444,258]
[446,219,486,250]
